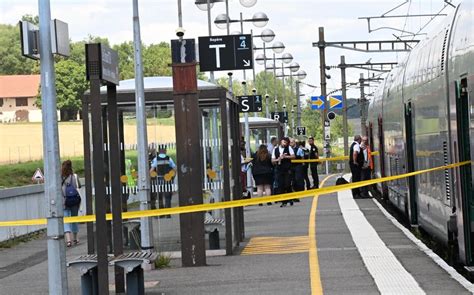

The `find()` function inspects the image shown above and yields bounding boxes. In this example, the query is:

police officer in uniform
[150,145,176,217]
[308,136,320,189]
[349,135,364,198]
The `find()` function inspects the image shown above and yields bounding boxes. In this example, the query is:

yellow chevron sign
[328,95,343,109]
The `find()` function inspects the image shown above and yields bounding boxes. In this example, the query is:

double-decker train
[367,0,474,266]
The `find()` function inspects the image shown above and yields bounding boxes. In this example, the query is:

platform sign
[239,95,262,113]
[329,95,343,109]
[311,96,325,110]
[271,111,288,123]
[100,45,119,85]
[296,126,306,136]
[198,34,253,72]
[20,19,70,60]
[86,43,119,85]
[171,38,196,63]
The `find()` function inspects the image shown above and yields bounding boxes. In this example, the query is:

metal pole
[341,56,349,159]
[290,71,294,136]
[133,0,154,250]
[264,43,269,118]
[38,1,68,293]
[360,73,367,136]
[281,63,287,136]
[318,27,328,174]
[296,81,301,128]
[240,12,252,197]
[177,0,183,28]
[273,53,277,112]
[225,0,230,35]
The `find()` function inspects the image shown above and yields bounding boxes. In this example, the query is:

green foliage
[154,253,172,269]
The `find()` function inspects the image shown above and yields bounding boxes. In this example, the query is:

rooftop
[0,75,40,98]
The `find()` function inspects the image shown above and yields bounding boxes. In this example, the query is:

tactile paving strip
[241,236,309,255]
[338,190,425,294]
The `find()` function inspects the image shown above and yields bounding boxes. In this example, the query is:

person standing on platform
[272,137,295,207]
[360,136,373,198]
[290,138,305,193]
[349,135,364,198]
[267,136,278,155]
[61,160,82,247]
[150,146,176,218]
[299,140,311,190]
[252,144,274,206]
[308,136,320,189]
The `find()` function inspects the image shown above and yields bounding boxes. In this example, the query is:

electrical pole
[340,56,349,158]
[318,27,329,174]
[38,0,68,293]
[133,0,154,250]
[359,73,367,136]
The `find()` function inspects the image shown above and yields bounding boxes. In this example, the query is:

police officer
[299,140,311,190]
[290,138,305,192]
[308,136,320,189]
[349,135,364,198]
[150,145,176,218]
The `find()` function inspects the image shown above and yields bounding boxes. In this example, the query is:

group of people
[247,136,320,207]
[349,135,373,199]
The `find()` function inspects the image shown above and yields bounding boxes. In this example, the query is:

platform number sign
[296,126,306,136]
[271,111,289,123]
[239,95,263,113]
[198,34,253,72]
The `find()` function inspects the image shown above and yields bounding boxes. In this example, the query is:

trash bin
[209,229,220,249]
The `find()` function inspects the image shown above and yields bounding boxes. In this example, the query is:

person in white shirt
[271,137,295,207]
[267,136,277,155]
[349,135,364,198]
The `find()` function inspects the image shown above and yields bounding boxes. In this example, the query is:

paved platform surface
[0,174,473,294]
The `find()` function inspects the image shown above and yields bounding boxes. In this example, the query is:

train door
[456,78,474,264]
[378,117,388,196]
[404,101,418,225]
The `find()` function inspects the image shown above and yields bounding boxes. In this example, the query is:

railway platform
[0,175,473,294]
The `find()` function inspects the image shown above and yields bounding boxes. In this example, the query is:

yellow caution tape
[292,151,380,163]
[0,160,469,227]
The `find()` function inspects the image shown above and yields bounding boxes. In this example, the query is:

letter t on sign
[209,44,226,68]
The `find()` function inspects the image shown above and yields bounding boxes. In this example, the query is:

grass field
[0,119,176,164]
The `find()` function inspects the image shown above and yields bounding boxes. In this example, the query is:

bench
[110,252,159,295]
[67,254,111,295]
[68,252,158,295]
[204,214,225,250]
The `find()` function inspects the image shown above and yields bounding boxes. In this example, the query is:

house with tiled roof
[0,75,41,122]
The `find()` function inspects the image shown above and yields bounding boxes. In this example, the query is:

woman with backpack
[61,160,81,247]
[252,144,274,206]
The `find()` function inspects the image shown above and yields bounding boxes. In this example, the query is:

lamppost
[214,1,269,198]
[273,61,301,136]
[294,70,307,131]
[254,40,285,119]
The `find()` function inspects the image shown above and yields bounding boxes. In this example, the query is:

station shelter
[82,76,244,256]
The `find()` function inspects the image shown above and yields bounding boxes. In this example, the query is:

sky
[0,0,460,101]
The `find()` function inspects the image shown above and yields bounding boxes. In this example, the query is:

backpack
[63,176,81,207]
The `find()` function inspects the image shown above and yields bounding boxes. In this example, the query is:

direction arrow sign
[311,96,325,110]
[329,95,343,109]
[32,168,44,182]
[198,34,253,72]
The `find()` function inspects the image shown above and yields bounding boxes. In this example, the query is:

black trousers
[310,164,319,188]
[303,165,311,189]
[350,164,362,197]
[276,169,292,204]
[360,168,372,195]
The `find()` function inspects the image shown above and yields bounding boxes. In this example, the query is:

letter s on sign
[241,99,250,112]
